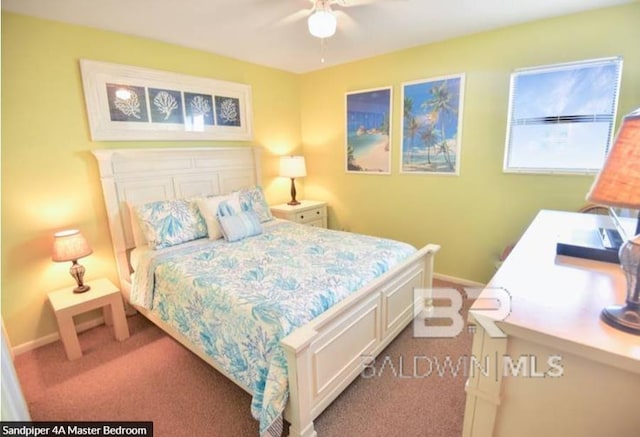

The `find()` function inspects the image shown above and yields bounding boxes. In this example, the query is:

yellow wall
[1,13,302,346]
[301,3,640,282]
[2,4,640,348]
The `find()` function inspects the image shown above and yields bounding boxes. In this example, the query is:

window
[503,57,623,174]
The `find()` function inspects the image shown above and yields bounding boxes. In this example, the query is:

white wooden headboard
[93,147,262,296]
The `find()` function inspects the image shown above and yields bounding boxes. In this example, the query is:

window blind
[503,57,623,174]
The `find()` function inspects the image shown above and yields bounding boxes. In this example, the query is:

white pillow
[195,192,241,240]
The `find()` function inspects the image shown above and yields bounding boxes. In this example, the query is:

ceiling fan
[307,0,337,38]
[289,0,388,39]
[279,0,394,64]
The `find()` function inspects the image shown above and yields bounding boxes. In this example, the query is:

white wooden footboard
[281,244,440,437]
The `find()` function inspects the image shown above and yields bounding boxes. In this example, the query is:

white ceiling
[2,0,634,73]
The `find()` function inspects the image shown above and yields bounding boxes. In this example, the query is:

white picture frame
[80,59,253,141]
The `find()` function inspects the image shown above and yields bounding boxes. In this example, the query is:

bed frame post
[422,244,437,285]
[92,149,133,298]
[423,243,439,311]
[281,326,318,437]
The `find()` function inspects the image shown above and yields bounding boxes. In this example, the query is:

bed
[93,147,440,437]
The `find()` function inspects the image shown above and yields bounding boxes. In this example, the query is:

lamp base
[601,304,640,335]
[288,177,300,206]
[73,285,91,294]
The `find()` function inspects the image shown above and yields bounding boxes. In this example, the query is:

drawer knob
[300,215,304,219]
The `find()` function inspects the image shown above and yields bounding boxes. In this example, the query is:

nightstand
[47,278,130,360]
[270,200,328,228]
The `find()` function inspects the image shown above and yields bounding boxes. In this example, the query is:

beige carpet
[13,281,473,437]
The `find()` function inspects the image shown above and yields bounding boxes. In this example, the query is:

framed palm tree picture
[401,74,465,174]
[346,87,392,174]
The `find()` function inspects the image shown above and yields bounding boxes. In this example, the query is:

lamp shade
[308,5,337,39]
[280,156,307,179]
[587,108,640,209]
[52,229,93,262]
[586,108,640,335]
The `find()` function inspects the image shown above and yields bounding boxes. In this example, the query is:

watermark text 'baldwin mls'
[361,354,564,379]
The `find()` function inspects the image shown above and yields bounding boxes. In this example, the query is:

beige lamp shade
[52,229,93,262]
[587,108,640,209]
[280,156,307,179]
[586,108,640,334]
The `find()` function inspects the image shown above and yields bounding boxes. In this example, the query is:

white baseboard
[433,272,486,288]
[12,316,106,356]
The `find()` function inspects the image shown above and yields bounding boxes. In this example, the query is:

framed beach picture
[346,87,392,174]
[80,59,253,141]
[401,74,465,175]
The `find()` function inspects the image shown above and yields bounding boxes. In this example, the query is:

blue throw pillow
[217,210,263,242]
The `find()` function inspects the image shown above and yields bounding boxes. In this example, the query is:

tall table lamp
[280,155,307,206]
[52,229,93,293]
[587,107,640,335]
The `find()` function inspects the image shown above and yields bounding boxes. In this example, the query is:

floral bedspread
[132,220,415,436]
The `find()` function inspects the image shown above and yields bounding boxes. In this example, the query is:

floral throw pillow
[134,199,207,249]
[239,186,273,223]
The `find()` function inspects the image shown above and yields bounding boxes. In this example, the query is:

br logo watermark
[413,287,512,338]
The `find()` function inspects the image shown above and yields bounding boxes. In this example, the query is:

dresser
[463,210,640,437]
[270,200,327,228]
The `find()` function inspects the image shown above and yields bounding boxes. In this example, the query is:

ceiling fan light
[308,10,337,38]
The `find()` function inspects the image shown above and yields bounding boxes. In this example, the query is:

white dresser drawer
[294,207,325,224]
[270,200,328,229]
[306,218,325,228]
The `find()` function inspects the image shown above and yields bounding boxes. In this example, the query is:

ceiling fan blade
[333,10,358,32]
[274,7,312,27]
[333,0,405,7]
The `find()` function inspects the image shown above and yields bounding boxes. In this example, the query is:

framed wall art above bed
[80,60,253,141]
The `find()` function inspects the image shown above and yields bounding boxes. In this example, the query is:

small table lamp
[280,155,307,206]
[52,229,93,293]
[587,107,640,335]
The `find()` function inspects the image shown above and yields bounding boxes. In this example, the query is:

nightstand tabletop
[48,278,120,311]
[270,199,326,212]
